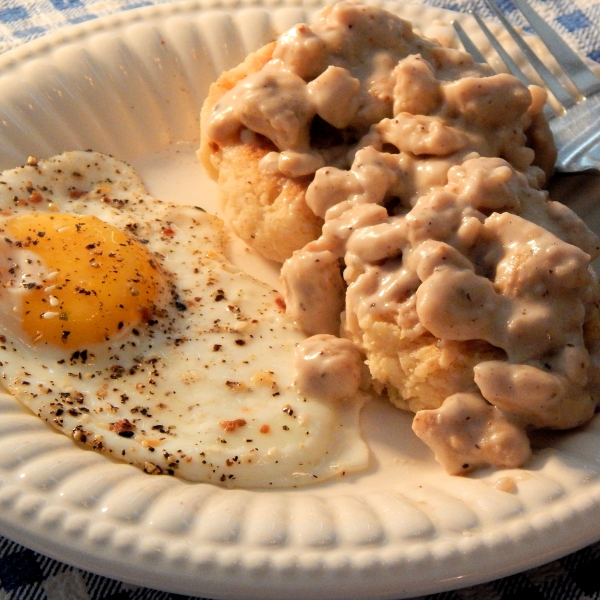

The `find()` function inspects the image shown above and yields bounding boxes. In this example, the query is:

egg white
[0,151,368,488]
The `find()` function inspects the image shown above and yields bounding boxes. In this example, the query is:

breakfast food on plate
[0,151,369,488]
[199,1,556,264]
[201,1,600,474]
[199,41,324,263]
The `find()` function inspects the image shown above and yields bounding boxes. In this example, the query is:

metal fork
[453,0,600,172]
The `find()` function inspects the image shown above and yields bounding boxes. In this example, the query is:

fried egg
[0,151,368,488]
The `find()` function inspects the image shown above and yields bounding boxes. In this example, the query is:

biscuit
[359,323,505,414]
[199,42,323,263]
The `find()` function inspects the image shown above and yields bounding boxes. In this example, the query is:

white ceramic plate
[1,1,600,599]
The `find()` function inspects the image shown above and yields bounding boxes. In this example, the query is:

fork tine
[452,20,487,64]
[483,0,576,109]
[455,14,556,119]
[511,0,600,98]
[470,12,532,87]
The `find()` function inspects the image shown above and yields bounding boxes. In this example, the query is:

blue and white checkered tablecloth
[1,1,600,599]
[1,0,600,60]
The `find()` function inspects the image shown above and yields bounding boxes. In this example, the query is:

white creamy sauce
[294,334,364,400]
[204,1,600,474]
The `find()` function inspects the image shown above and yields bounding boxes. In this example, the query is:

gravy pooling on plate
[201,1,600,474]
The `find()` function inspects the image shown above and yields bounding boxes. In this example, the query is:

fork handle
[552,94,600,172]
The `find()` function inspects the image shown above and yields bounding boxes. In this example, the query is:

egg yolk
[0,213,167,349]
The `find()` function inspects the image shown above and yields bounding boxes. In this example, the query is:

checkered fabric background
[1,0,600,599]
[1,0,600,59]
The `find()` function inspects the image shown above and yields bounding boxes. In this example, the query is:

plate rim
[0,2,599,599]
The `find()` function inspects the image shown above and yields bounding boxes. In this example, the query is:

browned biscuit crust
[199,42,323,263]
